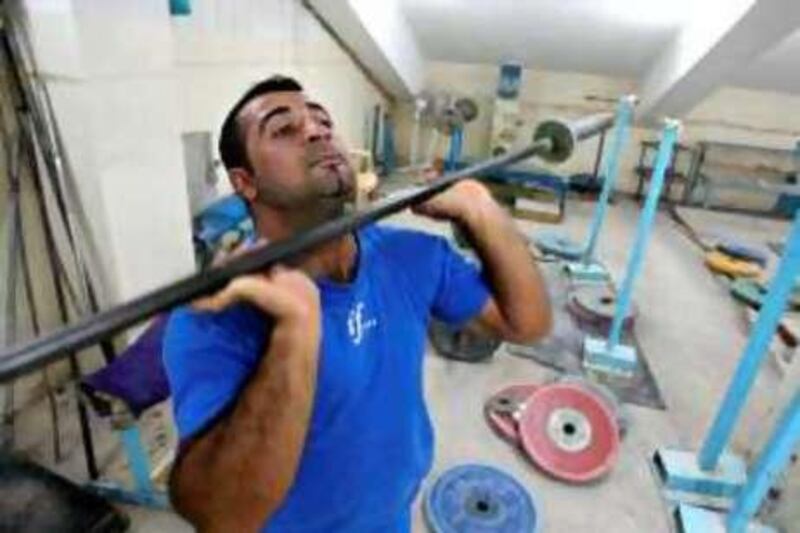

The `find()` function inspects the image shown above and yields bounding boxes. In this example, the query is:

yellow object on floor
[705,250,762,278]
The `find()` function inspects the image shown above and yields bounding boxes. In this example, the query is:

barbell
[0,111,615,381]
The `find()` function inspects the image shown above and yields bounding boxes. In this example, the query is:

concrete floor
[410,200,797,532]
[17,197,800,532]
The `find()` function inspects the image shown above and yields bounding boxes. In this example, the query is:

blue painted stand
[87,424,168,508]
[564,95,635,281]
[654,210,800,503]
[583,119,679,375]
[673,390,799,533]
[446,127,463,172]
[532,95,634,265]
[674,503,776,533]
[727,390,800,532]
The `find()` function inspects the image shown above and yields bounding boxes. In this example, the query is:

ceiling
[399,0,800,94]
[728,29,800,94]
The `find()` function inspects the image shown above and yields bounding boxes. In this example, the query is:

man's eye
[320,119,333,129]
[273,124,296,138]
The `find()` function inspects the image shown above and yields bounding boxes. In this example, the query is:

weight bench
[80,316,172,508]
[485,170,568,223]
[453,162,568,223]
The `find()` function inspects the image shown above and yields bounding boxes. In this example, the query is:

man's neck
[253,207,358,283]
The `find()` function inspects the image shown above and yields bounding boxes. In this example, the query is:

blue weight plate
[715,241,768,267]
[533,231,584,261]
[424,464,538,533]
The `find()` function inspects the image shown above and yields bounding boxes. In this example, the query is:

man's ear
[229,168,258,202]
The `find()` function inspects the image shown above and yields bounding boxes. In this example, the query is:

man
[163,75,551,532]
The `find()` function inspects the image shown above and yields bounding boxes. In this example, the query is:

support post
[726,390,800,533]
[653,210,800,504]
[583,119,679,375]
[446,126,463,172]
[563,95,635,278]
[699,211,800,470]
[671,392,798,533]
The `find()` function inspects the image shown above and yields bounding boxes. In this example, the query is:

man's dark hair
[218,75,303,171]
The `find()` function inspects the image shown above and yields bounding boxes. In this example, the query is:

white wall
[173,0,386,191]
[3,0,387,471]
[681,87,800,209]
[346,0,424,95]
[15,0,193,305]
[395,62,643,190]
[15,0,386,305]
[396,61,800,196]
[684,86,800,144]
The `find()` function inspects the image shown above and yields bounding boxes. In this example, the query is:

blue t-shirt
[163,224,490,532]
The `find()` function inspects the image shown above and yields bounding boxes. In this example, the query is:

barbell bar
[0,112,614,381]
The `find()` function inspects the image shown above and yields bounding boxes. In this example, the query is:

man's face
[234,91,355,220]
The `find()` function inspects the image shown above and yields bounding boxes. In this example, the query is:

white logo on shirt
[347,301,377,346]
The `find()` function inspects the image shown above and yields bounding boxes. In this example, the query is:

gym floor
[30,197,799,532]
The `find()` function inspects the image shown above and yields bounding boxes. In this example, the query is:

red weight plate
[483,383,539,445]
[519,383,619,483]
[566,286,636,333]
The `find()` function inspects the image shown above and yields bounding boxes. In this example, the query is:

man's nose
[305,118,331,143]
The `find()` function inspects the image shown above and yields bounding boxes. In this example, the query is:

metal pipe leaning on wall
[0,112,614,382]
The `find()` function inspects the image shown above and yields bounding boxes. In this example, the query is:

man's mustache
[306,145,346,167]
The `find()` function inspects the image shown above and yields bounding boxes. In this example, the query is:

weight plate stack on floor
[566,286,636,334]
[519,382,619,484]
[553,374,629,438]
[424,464,538,533]
[484,383,539,444]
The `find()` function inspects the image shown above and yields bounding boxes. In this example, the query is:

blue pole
[606,120,679,350]
[455,128,463,167]
[382,112,396,175]
[120,425,155,493]
[726,390,800,533]
[446,127,463,172]
[582,95,636,265]
[699,210,800,470]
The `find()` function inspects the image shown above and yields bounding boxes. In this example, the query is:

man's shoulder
[163,303,266,363]
[363,223,447,254]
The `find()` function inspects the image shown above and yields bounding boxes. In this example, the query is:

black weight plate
[429,320,500,362]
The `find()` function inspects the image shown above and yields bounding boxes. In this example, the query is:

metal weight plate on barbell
[566,285,636,333]
[429,320,501,362]
[484,383,539,444]
[532,231,584,261]
[424,464,538,533]
[519,383,619,484]
[454,97,479,124]
[705,250,762,278]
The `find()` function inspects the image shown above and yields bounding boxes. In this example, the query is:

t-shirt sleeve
[430,237,491,326]
[163,307,263,441]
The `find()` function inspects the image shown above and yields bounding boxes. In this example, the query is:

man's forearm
[459,188,552,341]
[171,323,318,531]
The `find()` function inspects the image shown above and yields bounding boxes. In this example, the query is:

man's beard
[253,173,352,233]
